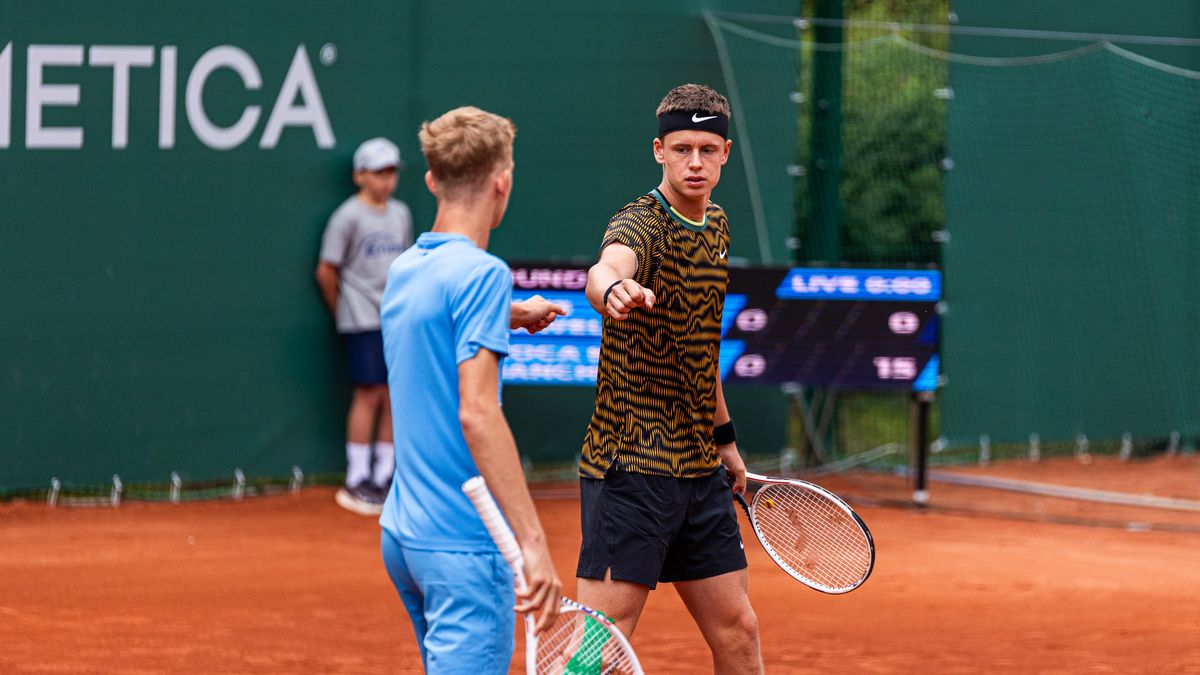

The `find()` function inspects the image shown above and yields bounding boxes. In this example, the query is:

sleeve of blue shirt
[452,258,513,365]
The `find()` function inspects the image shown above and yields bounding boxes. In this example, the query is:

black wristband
[714,420,736,445]
[602,279,624,307]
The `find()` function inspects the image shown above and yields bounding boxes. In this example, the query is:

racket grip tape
[462,476,524,568]
[733,492,751,516]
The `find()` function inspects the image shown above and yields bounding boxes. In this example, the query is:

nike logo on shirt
[692,113,719,123]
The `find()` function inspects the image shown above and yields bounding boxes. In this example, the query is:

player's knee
[727,607,760,647]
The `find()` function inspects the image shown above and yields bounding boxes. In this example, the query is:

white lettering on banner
[159,46,176,148]
[0,42,335,150]
[27,45,84,148]
[503,341,603,384]
[735,308,768,332]
[534,316,600,338]
[873,357,917,380]
[791,274,859,295]
[186,46,262,150]
[511,268,588,290]
[503,361,599,383]
[789,271,935,298]
[89,46,155,149]
[260,46,334,148]
[865,275,933,297]
[888,311,920,335]
[733,354,766,378]
[0,43,10,147]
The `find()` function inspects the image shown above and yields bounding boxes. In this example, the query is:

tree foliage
[797,0,949,266]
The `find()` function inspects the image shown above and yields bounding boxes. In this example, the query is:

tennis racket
[462,476,644,675]
[733,471,875,594]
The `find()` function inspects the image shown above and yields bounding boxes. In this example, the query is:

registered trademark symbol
[320,44,337,66]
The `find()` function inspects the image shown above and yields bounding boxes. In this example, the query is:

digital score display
[503,264,940,391]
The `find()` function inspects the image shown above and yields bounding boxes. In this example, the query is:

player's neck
[655,182,707,222]
[430,201,493,250]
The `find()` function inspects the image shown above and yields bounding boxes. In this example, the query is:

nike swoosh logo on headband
[692,113,719,123]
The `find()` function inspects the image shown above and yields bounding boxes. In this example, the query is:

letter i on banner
[1,43,10,147]
[159,46,177,148]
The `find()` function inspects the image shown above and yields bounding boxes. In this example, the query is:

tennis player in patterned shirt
[576,83,765,673]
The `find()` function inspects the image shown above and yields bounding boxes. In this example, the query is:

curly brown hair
[655,83,731,118]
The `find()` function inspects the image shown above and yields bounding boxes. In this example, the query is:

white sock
[372,442,395,488]
[346,442,371,487]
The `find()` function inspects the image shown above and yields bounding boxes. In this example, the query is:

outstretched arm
[510,295,568,334]
[458,348,562,632]
[586,244,656,320]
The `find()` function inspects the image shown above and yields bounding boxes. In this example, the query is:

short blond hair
[655,83,731,118]
[419,106,516,200]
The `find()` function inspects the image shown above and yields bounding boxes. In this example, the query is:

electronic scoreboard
[504,264,940,392]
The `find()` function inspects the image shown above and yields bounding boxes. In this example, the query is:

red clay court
[2,455,1198,673]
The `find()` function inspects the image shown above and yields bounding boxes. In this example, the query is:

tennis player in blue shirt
[378,106,562,673]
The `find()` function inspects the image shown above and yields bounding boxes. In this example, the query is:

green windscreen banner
[1,0,795,491]
[1,2,412,490]
[941,43,1200,447]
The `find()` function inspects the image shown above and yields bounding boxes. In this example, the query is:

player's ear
[424,170,438,197]
[652,137,665,165]
[721,139,732,165]
[495,164,513,197]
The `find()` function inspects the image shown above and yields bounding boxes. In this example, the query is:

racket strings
[753,484,871,591]
[535,609,637,674]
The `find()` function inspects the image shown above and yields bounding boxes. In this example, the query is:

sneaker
[335,482,384,516]
[374,477,393,497]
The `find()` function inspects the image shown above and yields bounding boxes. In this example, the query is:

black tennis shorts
[576,468,747,589]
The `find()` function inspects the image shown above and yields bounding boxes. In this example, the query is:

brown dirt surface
[2,455,1198,673]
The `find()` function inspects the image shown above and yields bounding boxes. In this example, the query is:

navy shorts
[341,330,388,385]
[576,468,747,589]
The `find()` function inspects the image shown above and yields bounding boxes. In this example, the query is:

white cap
[353,137,402,171]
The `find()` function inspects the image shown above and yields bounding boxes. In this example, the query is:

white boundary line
[927,470,1200,512]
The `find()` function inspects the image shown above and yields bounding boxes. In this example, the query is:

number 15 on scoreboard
[873,357,918,380]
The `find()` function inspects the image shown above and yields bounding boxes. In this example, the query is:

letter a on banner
[260,46,334,148]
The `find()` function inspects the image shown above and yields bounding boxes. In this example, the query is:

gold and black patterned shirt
[580,189,730,479]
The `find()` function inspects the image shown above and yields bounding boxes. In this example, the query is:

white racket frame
[738,471,876,594]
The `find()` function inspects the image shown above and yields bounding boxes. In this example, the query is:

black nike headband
[657,109,729,139]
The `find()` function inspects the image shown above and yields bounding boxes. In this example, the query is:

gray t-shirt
[319,196,413,332]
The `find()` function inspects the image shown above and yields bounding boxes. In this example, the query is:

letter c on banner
[186,45,261,150]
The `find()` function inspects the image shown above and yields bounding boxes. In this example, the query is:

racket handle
[462,476,524,570]
[463,476,540,675]
[733,492,751,517]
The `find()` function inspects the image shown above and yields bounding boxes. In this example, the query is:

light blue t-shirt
[378,232,512,552]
